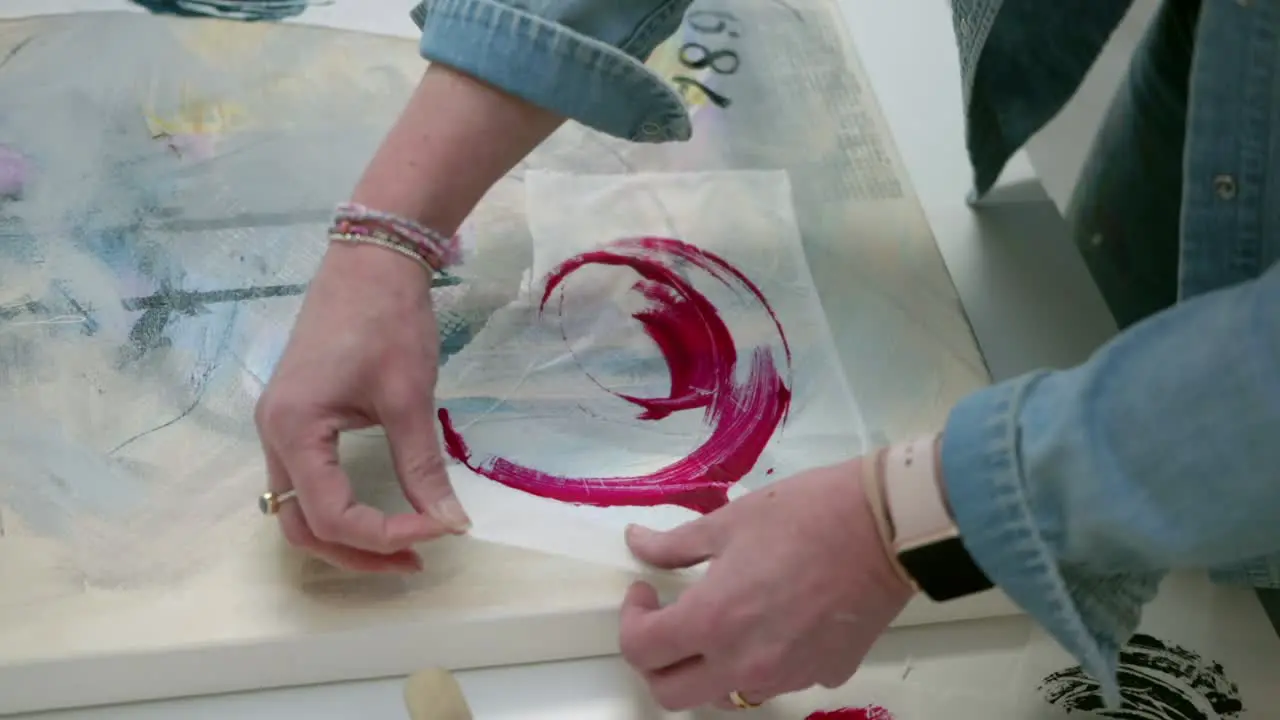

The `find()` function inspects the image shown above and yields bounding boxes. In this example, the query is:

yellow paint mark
[142,81,249,138]
[646,37,711,110]
[137,25,426,139]
[141,22,264,138]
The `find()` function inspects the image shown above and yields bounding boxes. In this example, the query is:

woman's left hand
[618,458,915,711]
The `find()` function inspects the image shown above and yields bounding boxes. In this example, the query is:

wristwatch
[878,436,994,602]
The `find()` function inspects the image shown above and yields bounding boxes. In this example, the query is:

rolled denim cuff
[411,0,692,143]
[941,372,1144,707]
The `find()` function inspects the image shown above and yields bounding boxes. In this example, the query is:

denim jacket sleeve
[409,0,692,143]
[941,263,1280,702]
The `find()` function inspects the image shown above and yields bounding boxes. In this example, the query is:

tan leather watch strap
[883,435,958,553]
[859,450,916,590]
[875,434,995,602]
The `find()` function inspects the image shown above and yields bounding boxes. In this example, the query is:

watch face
[898,537,995,603]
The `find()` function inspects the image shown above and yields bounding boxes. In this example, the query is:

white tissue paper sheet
[440,170,867,570]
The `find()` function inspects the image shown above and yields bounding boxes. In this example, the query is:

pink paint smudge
[806,707,895,720]
[164,134,220,161]
[438,236,792,513]
[0,144,30,198]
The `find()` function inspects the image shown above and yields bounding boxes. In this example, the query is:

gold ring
[728,691,761,710]
[259,489,297,516]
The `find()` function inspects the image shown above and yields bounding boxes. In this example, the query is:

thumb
[626,520,717,570]
[381,394,471,535]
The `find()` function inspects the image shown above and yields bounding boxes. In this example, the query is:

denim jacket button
[1214,174,1237,200]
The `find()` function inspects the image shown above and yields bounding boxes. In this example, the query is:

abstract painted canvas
[435,170,867,566]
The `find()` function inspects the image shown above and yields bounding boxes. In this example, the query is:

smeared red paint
[439,236,792,513]
[806,707,895,720]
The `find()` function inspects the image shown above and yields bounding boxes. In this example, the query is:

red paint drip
[438,236,792,513]
[806,707,895,720]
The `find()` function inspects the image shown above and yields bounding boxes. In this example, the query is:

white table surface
[2,1,1122,717]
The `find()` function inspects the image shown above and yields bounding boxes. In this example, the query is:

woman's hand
[254,242,468,573]
[618,459,913,711]
[250,62,564,572]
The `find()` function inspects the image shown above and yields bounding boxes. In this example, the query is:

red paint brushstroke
[438,236,792,513]
[806,707,895,720]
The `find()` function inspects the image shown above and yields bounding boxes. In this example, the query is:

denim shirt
[409,0,1280,700]
[944,0,1280,701]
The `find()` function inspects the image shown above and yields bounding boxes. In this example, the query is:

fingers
[644,657,723,712]
[379,390,470,535]
[639,649,794,712]
[278,503,424,573]
[619,582,707,672]
[263,441,422,572]
[293,456,440,554]
[620,520,721,672]
[271,420,442,555]
[625,520,716,570]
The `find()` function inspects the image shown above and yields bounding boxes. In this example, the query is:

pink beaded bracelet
[329,203,463,272]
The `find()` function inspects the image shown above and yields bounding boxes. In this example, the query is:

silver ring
[728,690,761,710]
[259,489,297,516]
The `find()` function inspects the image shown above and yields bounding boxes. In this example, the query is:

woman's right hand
[254,241,469,573]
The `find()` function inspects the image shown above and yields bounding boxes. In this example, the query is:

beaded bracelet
[331,203,463,271]
[328,228,437,274]
[331,218,446,267]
